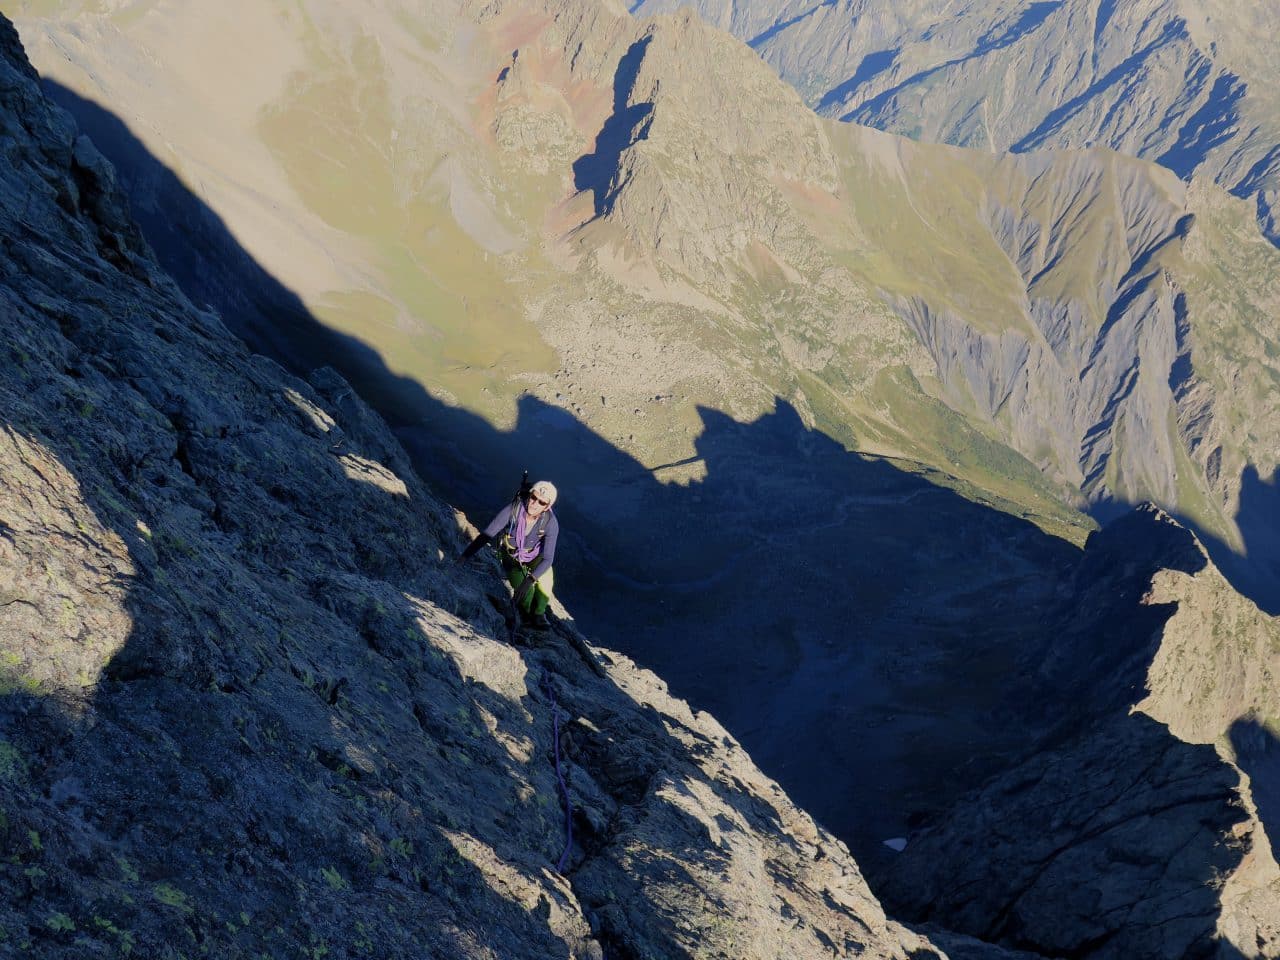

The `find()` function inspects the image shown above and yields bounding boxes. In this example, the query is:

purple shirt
[484,502,559,580]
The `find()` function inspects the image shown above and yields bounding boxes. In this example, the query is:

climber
[458,477,560,629]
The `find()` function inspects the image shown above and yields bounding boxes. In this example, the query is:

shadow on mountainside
[38,82,415,413]
[571,36,654,217]
[1168,463,1280,616]
[1008,20,1194,152]
[747,0,838,51]
[0,203,797,955]
[24,74,1272,959]
[1233,466,1280,615]
[816,48,896,113]
[0,397,754,959]
[877,508,1265,959]
[1156,72,1248,181]
[1232,719,1280,854]
[0,353,587,954]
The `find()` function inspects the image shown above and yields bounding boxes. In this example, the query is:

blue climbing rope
[541,671,574,873]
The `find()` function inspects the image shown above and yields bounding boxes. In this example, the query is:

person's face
[528,492,550,516]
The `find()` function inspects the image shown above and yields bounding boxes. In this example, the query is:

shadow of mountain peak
[1231,718,1280,861]
[572,35,655,216]
[1082,501,1210,578]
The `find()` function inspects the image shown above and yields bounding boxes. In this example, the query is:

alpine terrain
[3,0,1280,957]
[0,16,945,957]
[629,0,1280,247]
[626,0,1280,613]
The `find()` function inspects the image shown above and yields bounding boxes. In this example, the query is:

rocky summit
[0,16,940,958]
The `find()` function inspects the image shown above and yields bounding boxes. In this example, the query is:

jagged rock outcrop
[485,0,847,298]
[884,714,1255,959]
[0,16,944,958]
[877,505,1280,959]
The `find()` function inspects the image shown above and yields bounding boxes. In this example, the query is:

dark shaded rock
[881,715,1247,959]
[876,506,1280,959]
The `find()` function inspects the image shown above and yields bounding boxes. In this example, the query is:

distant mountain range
[631,0,1280,247]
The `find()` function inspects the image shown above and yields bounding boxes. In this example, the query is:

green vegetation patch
[0,741,28,783]
[152,882,192,913]
[45,912,75,934]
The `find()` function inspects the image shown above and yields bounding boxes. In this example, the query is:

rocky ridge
[630,0,1280,246]
[0,17,942,958]
[878,505,1280,958]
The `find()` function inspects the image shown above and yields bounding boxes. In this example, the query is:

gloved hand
[513,575,536,606]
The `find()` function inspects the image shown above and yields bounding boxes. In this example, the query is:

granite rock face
[0,16,942,959]
[877,506,1280,959]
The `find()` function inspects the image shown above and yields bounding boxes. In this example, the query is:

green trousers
[507,563,553,615]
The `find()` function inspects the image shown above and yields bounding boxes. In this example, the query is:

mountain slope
[629,0,1280,246]
[19,0,1280,573]
[0,17,940,958]
[476,0,1280,600]
[5,6,1280,958]
[12,0,1280,896]
[878,506,1280,958]
[490,0,1277,604]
